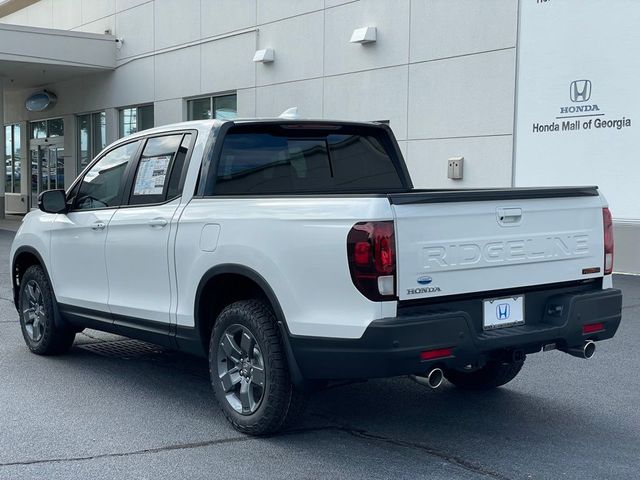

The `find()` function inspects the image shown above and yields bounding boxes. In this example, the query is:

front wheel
[209,300,305,435]
[444,358,525,390]
[18,265,76,355]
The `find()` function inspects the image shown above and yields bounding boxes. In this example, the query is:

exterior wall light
[279,107,299,119]
[350,26,377,44]
[253,48,275,63]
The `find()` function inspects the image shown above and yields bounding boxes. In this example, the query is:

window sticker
[133,155,171,195]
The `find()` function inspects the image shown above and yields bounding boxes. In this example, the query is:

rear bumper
[288,286,623,380]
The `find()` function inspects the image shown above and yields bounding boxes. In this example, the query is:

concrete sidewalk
[0,215,22,232]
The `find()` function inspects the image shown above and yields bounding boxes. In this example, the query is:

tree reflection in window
[75,140,140,210]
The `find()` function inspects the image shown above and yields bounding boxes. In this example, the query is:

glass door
[30,140,65,207]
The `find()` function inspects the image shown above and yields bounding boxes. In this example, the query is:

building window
[48,118,64,137]
[4,124,22,193]
[119,105,154,138]
[187,94,237,121]
[78,112,106,171]
[29,118,64,139]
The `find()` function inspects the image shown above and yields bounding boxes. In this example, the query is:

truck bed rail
[388,186,599,205]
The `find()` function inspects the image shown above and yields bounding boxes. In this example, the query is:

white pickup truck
[10,119,622,435]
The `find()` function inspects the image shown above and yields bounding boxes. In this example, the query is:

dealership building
[1,0,638,272]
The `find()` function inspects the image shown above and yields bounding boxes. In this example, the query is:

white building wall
[1,0,519,189]
[513,0,640,273]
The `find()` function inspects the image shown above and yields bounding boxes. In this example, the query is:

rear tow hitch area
[512,349,526,363]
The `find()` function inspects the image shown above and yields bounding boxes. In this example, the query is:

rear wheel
[18,265,76,355]
[444,358,525,390]
[209,300,305,435]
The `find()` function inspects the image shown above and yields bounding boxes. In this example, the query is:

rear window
[209,124,405,195]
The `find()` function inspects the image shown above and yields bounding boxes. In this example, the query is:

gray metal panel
[614,223,640,274]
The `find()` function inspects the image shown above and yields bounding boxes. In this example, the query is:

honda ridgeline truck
[10,119,623,435]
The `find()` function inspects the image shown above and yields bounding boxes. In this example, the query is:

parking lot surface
[0,229,638,479]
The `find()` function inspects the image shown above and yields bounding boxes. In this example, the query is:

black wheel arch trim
[12,245,66,328]
[12,246,49,307]
[192,263,306,386]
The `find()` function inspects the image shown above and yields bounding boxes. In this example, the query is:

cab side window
[129,133,192,206]
[74,140,141,210]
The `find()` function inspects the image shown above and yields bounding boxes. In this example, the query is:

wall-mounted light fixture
[253,48,275,63]
[25,90,57,112]
[279,107,299,119]
[350,26,377,44]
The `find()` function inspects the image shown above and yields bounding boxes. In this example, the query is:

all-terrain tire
[444,358,525,390]
[18,265,76,355]
[209,299,305,435]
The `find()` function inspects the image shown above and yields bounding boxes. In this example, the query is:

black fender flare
[12,246,66,328]
[194,263,306,386]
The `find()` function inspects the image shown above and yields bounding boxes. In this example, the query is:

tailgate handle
[497,208,522,226]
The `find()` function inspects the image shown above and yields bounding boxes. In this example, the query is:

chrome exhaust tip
[562,340,596,359]
[583,340,596,359]
[409,367,445,389]
[426,367,444,389]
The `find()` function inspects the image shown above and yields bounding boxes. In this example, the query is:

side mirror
[38,189,68,214]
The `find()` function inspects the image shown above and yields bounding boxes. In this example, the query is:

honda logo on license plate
[483,295,524,330]
[496,303,510,320]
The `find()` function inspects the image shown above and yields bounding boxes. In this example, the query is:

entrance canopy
[0,23,116,215]
[0,23,116,89]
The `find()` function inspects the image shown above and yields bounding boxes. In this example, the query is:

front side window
[119,105,154,138]
[130,133,192,205]
[74,140,140,210]
[188,94,237,121]
[4,124,21,194]
[210,125,403,195]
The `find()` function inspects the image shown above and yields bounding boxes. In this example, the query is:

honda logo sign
[570,80,592,102]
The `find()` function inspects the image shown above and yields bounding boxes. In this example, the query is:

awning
[0,23,116,89]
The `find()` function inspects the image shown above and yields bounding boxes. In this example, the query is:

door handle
[91,221,106,231]
[148,218,168,228]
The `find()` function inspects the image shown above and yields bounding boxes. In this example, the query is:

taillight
[603,207,614,275]
[347,221,396,301]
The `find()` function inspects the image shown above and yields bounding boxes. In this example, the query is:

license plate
[483,295,525,330]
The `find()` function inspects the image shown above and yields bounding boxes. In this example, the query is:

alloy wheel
[217,324,266,415]
[22,280,46,342]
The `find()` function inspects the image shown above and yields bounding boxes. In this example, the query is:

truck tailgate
[389,188,605,301]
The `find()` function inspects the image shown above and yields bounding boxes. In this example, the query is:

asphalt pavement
[0,228,638,479]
